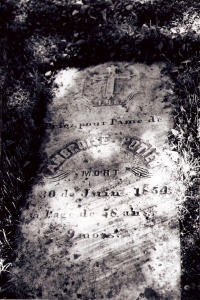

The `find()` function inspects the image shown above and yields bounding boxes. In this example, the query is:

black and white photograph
[1,1,199,299]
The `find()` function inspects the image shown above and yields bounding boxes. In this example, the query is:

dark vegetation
[0,0,199,298]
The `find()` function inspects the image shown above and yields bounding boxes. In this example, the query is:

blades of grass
[2,229,12,250]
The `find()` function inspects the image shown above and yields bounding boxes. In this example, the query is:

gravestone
[12,63,184,299]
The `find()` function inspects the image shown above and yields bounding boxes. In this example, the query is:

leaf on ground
[141,24,149,34]
[80,5,89,15]
[170,67,179,73]
[45,71,52,77]
[101,9,107,22]
[158,41,164,51]
[72,10,79,16]
[126,5,133,11]
[23,161,31,167]
[171,129,179,136]
[171,28,177,34]
[76,39,86,45]
[181,59,191,64]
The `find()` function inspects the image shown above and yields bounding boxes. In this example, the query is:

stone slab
[12,62,184,299]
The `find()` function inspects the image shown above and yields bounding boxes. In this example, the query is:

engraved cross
[96,66,132,99]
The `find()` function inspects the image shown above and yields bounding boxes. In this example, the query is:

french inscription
[45,135,110,174]
[82,170,119,177]
[44,115,163,130]
[13,63,182,300]
[25,206,140,222]
[34,185,172,200]
[45,136,160,176]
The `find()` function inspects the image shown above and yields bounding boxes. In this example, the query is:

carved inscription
[45,136,109,174]
[44,115,163,129]
[15,63,182,300]
[82,170,119,177]
[34,185,172,200]
[45,136,160,176]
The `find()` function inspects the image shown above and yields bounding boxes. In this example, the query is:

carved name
[46,136,109,174]
[46,136,160,175]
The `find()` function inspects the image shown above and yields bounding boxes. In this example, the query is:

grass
[170,61,200,299]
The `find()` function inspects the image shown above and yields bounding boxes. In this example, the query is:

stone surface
[12,62,185,299]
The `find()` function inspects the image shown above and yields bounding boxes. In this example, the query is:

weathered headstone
[12,63,184,299]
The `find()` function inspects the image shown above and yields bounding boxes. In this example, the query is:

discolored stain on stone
[144,288,160,299]
[10,62,185,299]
